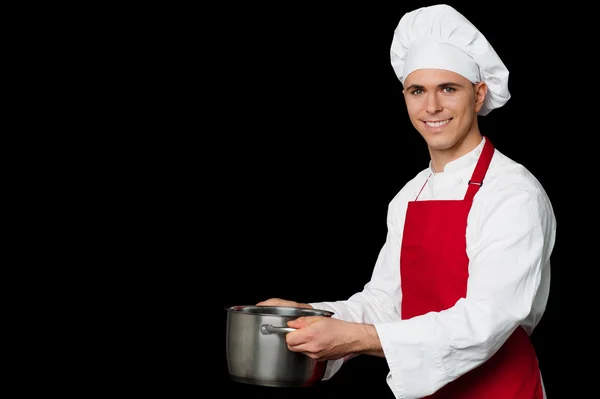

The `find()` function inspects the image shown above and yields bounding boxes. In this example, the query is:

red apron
[399,138,543,398]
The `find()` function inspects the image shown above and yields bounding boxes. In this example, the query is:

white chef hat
[390,4,510,116]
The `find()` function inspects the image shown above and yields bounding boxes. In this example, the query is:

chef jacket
[309,138,557,399]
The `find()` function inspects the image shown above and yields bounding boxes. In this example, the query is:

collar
[428,137,486,176]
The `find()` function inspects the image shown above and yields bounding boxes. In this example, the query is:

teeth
[425,119,450,127]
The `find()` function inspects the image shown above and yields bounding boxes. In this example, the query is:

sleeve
[373,185,556,399]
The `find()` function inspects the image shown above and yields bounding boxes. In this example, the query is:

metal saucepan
[225,305,334,387]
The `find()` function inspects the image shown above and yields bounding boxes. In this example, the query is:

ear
[474,82,487,113]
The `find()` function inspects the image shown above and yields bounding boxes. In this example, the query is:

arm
[256,228,404,379]
[285,316,385,359]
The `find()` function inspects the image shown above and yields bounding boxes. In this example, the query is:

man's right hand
[256,298,313,309]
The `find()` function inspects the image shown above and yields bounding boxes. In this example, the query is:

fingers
[256,298,290,306]
[286,330,308,347]
[285,319,309,346]
[286,317,321,346]
[284,318,331,360]
[255,299,314,309]
[287,342,310,353]
[287,341,323,360]
[287,316,319,328]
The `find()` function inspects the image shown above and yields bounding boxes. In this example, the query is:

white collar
[428,137,486,176]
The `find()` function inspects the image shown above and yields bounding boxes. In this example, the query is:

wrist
[355,324,384,357]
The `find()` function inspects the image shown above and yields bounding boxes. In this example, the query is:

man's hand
[284,316,384,360]
[256,298,313,309]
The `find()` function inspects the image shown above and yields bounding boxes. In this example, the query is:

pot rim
[226,305,334,318]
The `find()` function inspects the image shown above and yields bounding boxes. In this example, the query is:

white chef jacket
[309,138,557,399]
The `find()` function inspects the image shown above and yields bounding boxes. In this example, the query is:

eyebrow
[404,82,464,91]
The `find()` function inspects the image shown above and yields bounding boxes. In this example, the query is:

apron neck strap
[464,137,494,201]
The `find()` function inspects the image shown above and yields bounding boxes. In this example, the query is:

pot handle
[260,324,296,335]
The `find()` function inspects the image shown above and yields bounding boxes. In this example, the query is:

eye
[442,87,456,93]
[410,88,424,95]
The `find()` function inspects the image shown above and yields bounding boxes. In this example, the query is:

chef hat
[390,4,510,116]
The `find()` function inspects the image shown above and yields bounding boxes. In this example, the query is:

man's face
[402,69,486,151]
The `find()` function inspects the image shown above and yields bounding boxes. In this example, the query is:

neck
[430,132,483,173]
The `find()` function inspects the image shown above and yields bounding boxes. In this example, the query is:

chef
[258,4,557,398]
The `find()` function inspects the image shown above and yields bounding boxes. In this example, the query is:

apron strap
[415,173,432,201]
[464,137,495,202]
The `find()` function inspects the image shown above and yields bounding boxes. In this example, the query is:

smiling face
[402,68,487,163]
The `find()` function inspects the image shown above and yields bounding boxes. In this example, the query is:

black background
[193,1,592,397]
[31,1,596,397]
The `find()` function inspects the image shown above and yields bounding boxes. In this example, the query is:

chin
[424,134,456,151]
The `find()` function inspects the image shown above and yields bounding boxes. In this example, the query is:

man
[257,4,556,398]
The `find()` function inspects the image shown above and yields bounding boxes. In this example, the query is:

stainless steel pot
[225,305,334,387]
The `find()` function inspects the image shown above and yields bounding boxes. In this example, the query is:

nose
[426,93,442,114]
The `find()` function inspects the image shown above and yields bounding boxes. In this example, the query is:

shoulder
[474,148,555,226]
[485,149,552,200]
